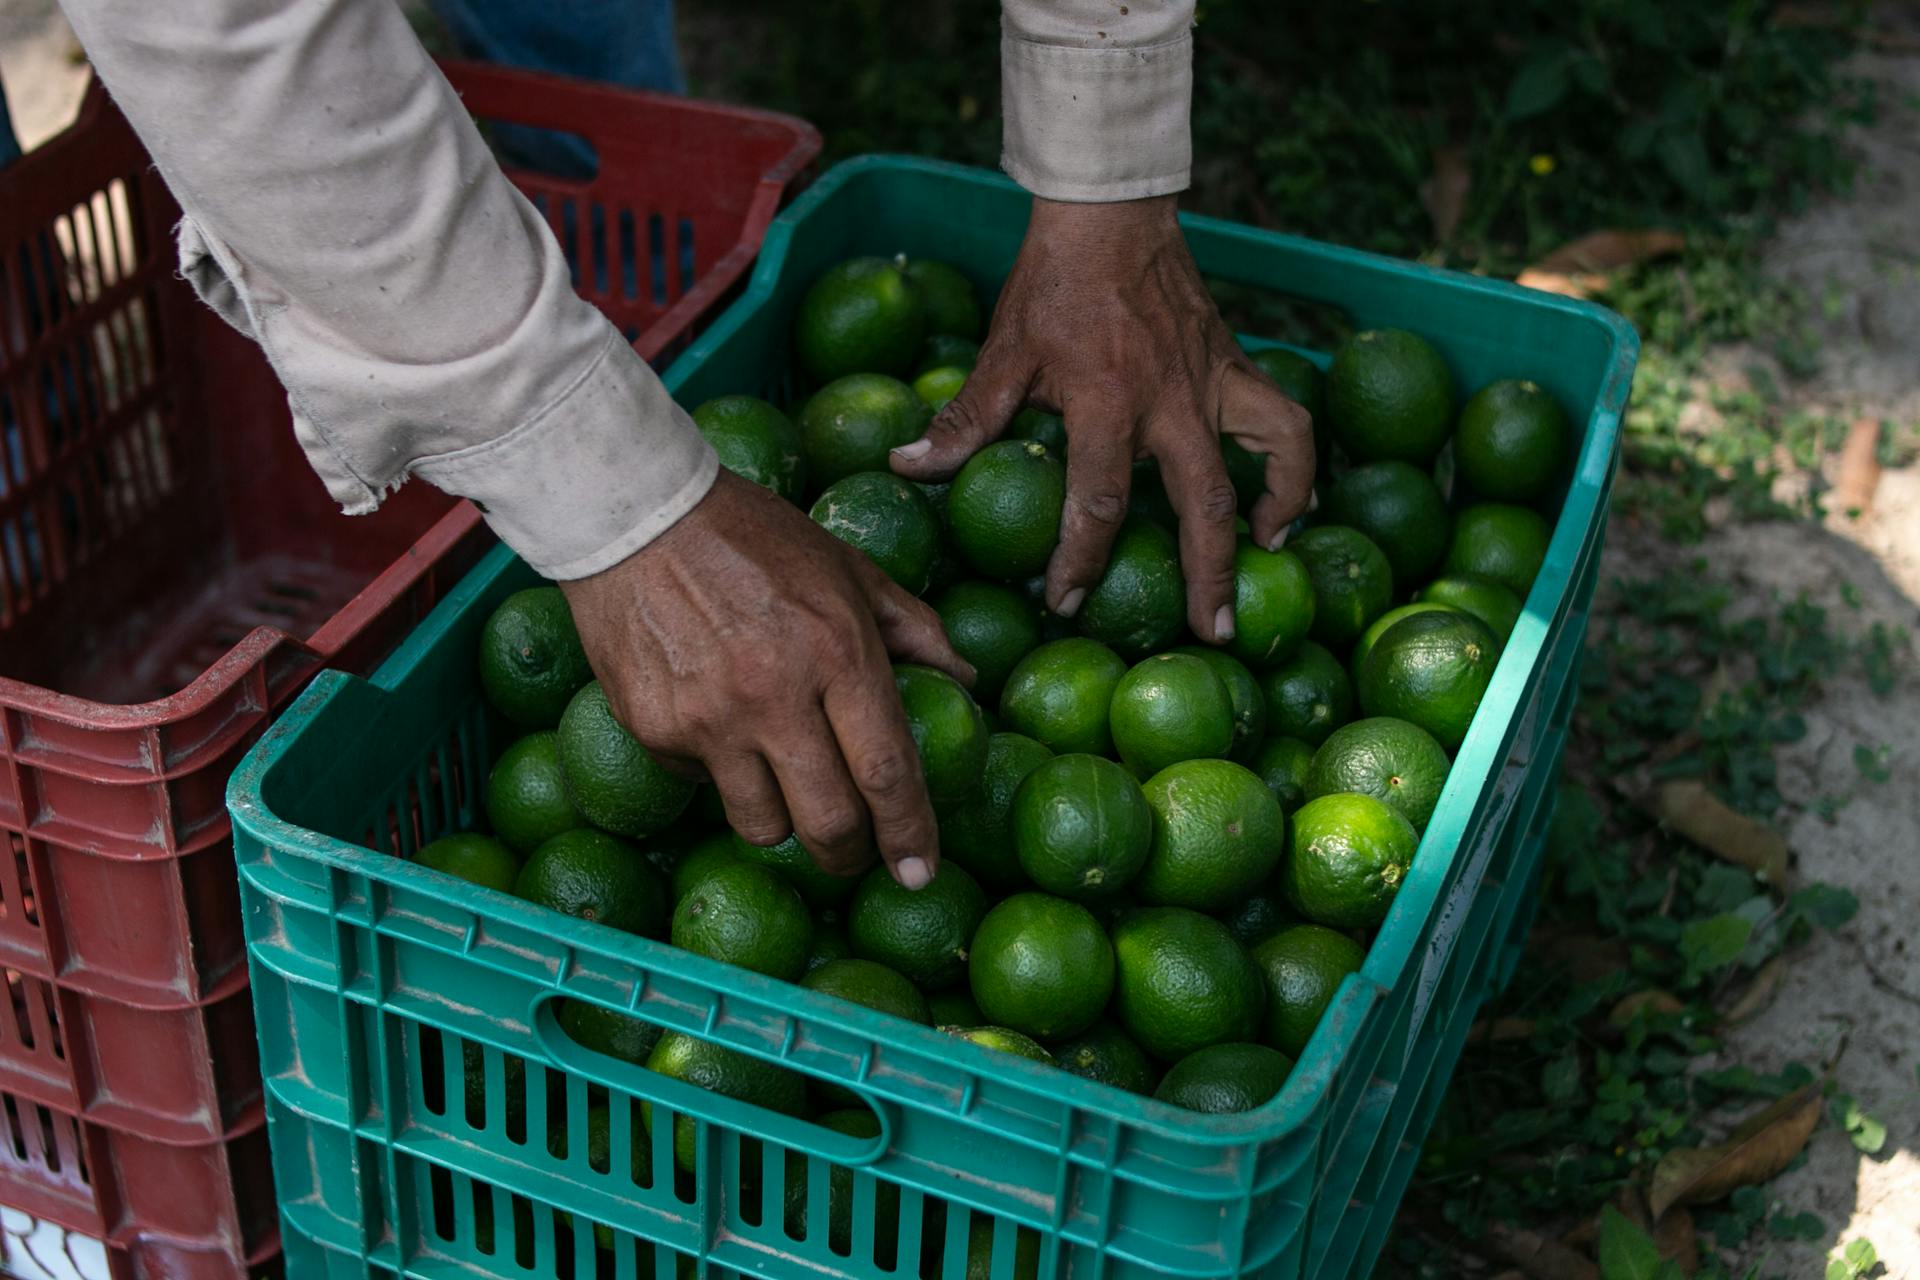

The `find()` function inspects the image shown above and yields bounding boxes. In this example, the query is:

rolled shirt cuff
[412,326,719,580]
[1000,32,1193,203]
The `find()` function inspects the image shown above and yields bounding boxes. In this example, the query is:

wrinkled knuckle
[1075,490,1128,529]
[1196,482,1239,523]
[853,748,917,797]
[803,804,865,851]
[733,814,789,847]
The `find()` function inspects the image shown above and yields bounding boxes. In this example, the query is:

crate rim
[228,153,1638,1150]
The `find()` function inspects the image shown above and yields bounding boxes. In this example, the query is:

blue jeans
[426,0,683,178]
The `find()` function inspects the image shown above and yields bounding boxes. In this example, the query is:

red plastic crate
[0,59,818,1277]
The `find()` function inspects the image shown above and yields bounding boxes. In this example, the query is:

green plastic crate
[228,155,1636,1280]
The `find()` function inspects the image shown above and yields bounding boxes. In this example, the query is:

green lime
[1111,907,1266,1062]
[1227,543,1317,668]
[1219,886,1295,949]
[1356,609,1500,751]
[902,259,982,339]
[643,1032,805,1172]
[1250,346,1331,484]
[798,373,932,491]
[1326,328,1456,465]
[795,255,926,383]
[934,581,1042,705]
[670,833,739,903]
[847,863,987,991]
[1049,1020,1158,1094]
[1290,526,1395,649]
[1008,407,1066,455]
[918,333,980,374]
[731,832,861,909]
[1284,793,1417,929]
[927,989,984,1027]
[1306,716,1451,833]
[1417,575,1523,644]
[912,365,969,411]
[555,681,696,838]
[1153,1042,1292,1113]
[515,828,666,937]
[1249,735,1316,815]
[810,472,942,593]
[895,663,990,806]
[1249,347,1327,423]
[1321,461,1450,586]
[806,924,852,974]
[477,587,592,729]
[557,999,661,1065]
[948,440,1066,580]
[1352,602,1459,675]
[968,892,1114,1040]
[946,1027,1054,1063]
[1252,923,1365,1057]
[691,394,806,503]
[939,732,1053,891]
[1257,642,1354,747]
[1455,379,1569,503]
[1442,503,1551,600]
[486,732,586,853]
[417,831,521,894]
[670,858,812,980]
[1076,518,1185,658]
[999,637,1126,756]
[1109,653,1235,777]
[1136,759,1287,911]
[1170,646,1267,763]
[1127,458,1176,527]
[802,957,932,1025]
[1010,754,1153,901]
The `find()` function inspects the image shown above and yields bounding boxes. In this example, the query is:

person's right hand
[558,470,975,889]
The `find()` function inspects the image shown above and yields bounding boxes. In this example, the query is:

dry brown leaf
[1643,780,1791,889]
[1516,229,1686,298]
[1421,144,1472,245]
[1535,930,1635,983]
[1648,1084,1823,1220]
[1484,1224,1600,1280]
[1721,954,1791,1027]
[1832,418,1883,514]
[1610,990,1689,1025]
[1467,1015,1539,1044]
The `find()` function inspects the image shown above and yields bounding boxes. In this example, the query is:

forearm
[999,0,1195,202]
[58,0,714,578]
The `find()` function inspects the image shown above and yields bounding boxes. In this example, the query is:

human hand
[558,470,974,887]
[889,194,1315,642]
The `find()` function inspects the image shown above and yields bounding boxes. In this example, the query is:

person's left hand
[888,194,1315,643]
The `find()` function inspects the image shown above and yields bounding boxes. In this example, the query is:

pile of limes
[417,253,1572,1263]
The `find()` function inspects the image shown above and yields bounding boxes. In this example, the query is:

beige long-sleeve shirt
[56,1,1195,579]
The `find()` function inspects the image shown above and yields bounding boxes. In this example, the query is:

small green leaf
[1543,1051,1582,1103]
[1833,1094,1888,1155]
[1599,1205,1665,1280]
[1792,883,1861,930]
[1767,1209,1824,1241]
[1846,1238,1878,1268]
[1655,129,1715,199]
[1681,911,1754,973]
[1506,49,1571,119]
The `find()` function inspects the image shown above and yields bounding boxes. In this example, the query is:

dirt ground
[1,0,1916,1276]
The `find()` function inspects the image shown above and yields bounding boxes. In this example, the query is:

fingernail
[895,857,932,891]
[891,439,932,461]
[1056,587,1087,618]
[1266,526,1291,552]
[1214,605,1236,642]
[1306,490,1321,514]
